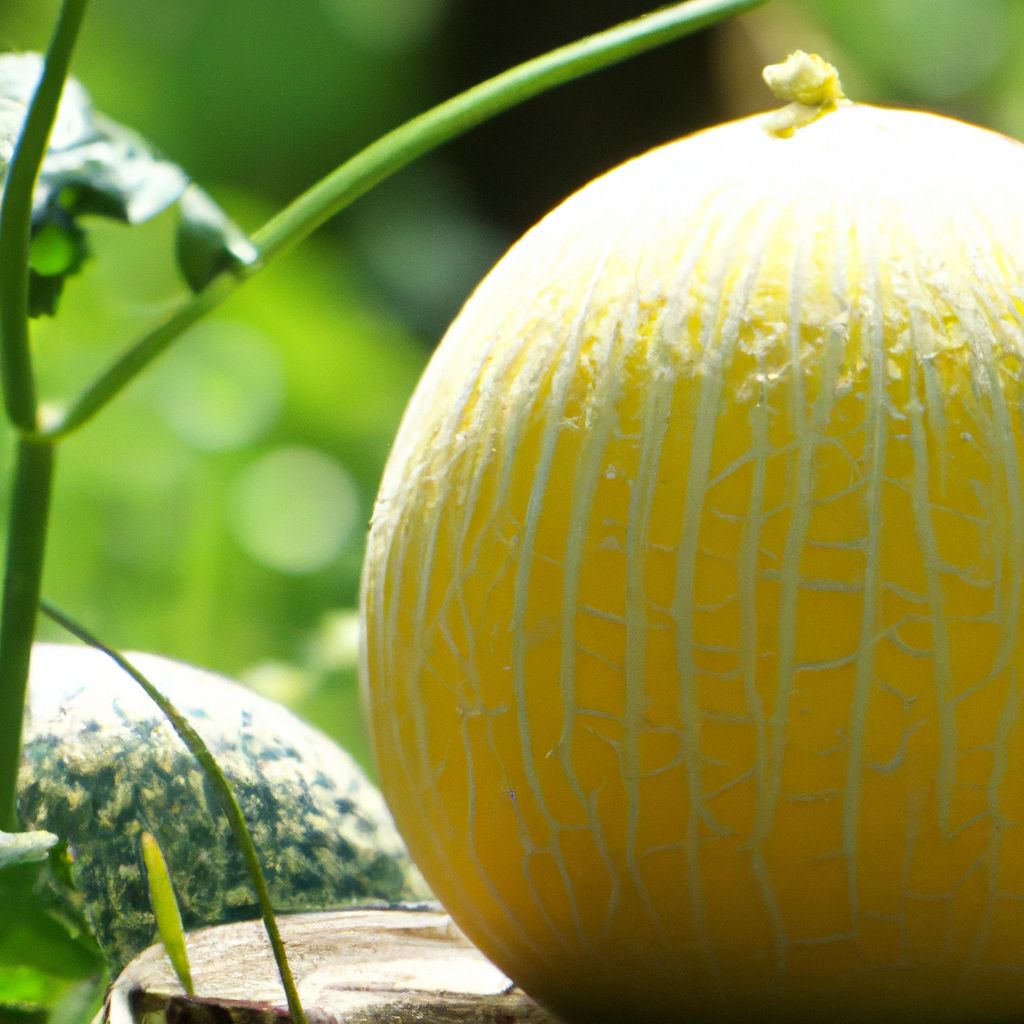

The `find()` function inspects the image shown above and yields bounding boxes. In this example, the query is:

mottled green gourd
[18,644,428,971]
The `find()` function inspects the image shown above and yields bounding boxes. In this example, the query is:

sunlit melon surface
[361,101,1024,1023]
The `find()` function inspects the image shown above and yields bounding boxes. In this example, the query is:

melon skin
[362,101,1024,1023]
[18,644,429,971]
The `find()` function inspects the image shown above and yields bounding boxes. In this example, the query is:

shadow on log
[103,906,557,1024]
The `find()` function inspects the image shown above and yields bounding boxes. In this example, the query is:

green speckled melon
[17,644,429,970]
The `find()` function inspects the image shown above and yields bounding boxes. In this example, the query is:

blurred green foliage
[5,0,1024,772]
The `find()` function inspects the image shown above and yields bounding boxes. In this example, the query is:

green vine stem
[251,0,766,262]
[0,440,54,831]
[0,0,87,833]
[40,601,309,1024]
[0,0,89,432]
[40,0,766,440]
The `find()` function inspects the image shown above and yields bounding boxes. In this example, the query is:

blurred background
[2,0,1022,770]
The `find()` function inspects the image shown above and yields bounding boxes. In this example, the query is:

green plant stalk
[40,0,767,440]
[0,440,54,831]
[39,601,308,1024]
[0,0,89,432]
[0,0,89,832]
[251,0,767,262]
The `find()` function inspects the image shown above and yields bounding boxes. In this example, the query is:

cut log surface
[103,906,558,1024]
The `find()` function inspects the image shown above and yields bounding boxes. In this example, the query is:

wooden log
[103,906,557,1024]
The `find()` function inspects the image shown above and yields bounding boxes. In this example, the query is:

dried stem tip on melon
[763,50,846,137]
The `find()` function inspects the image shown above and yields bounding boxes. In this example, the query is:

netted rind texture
[362,104,1024,1024]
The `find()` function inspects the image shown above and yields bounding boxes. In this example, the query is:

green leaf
[0,52,254,316]
[26,217,87,318]
[0,831,57,871]
[176,185,258,293]
[0,970,105,1024]
[0,965,67,1013]
[28,222,81,278]
[0,860,105,1020]
[0,862,102,979]
[140,832,194,996]
[0,53,188,223]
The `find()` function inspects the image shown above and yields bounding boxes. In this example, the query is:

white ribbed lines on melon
[361,65,1024,1024]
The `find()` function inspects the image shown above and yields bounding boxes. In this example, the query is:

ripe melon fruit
[361,54,1024,1023]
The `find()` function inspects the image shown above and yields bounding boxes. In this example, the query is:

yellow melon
[361,54,1024,1023]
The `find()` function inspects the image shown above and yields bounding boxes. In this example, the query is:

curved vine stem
[0,0,88,831]
[39,0,767,440]
[40,601,309,1024]
[0,0,89,432]
[251,0,765,263]
[0,441,54,831]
